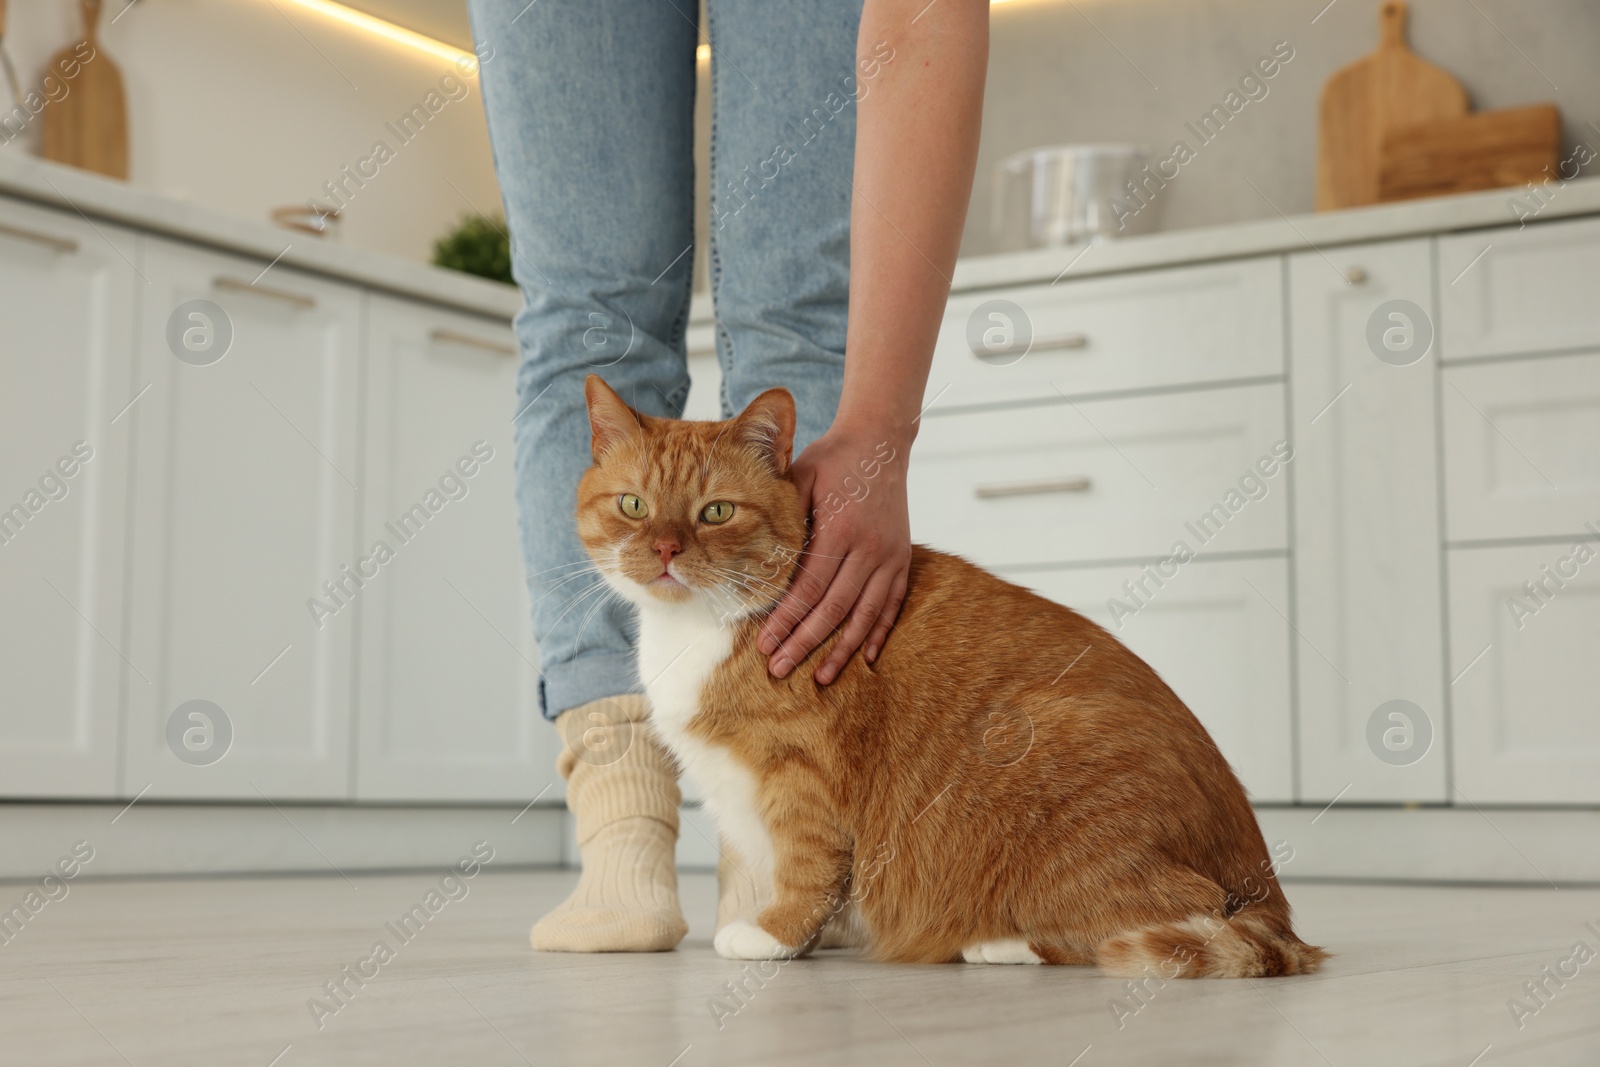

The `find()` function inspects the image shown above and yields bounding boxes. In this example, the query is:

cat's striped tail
[1095,910,1328,978]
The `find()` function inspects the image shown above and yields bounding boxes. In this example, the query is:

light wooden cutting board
[1316,0,1467,211]
[40,0,128,180]
[1378,104,1560,203]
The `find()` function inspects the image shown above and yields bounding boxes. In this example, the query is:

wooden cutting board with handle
[1316,0,1467,210]
[40,0,129,180]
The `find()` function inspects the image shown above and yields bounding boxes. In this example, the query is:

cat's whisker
[709,580,766,608]
[533,564,604,604]
[524,557,603,578]
[543,584,607,633]
[704,568,787,606]
[544,577,615,633]
[699,584,744,625]
[573,581,622,646]
[539,561,602,587]
[719,577,767,606]
[696,573,770,621]
[706,563,789,594]
[717,579,782,612]
[718,586,767,625]
[788,546,856,563]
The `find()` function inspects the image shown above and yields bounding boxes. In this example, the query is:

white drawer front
[929,258,1284,408]
[1443,353,1600,542]
[908,384,1289,567]
[1013,558,1294,802]
[1449,544,1600,803]
[1440,216,1600,360]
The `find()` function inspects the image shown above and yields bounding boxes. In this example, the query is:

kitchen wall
[967,0,1600,253]
[0,0,502,264]
[1,0,1593,268]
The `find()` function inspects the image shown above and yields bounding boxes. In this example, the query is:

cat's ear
[584,374,641,462]
[733,387,796,475]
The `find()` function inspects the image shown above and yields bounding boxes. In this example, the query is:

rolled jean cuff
[539,650,643,722]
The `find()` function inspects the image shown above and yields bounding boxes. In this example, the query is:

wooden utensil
[0,0,26,105]
[1378,104,1561,203]
[40,0,129,180]
[1316,0,1468,211]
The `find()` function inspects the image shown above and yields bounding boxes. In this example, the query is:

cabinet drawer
[908,384,1289,567]
[1442,353,1600,542]
[1449,545,1600,803]
[927,258,1283,409]
[1012,558,1293,802]
[1440,216,1600,360]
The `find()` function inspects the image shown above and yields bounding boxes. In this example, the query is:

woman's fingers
[815,566,898,684]
[758,538,839,657]
[862,567,908,665]
[767,548,871,678]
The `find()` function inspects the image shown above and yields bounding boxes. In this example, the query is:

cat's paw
[960,939,1043,965]
[714,920,800,961]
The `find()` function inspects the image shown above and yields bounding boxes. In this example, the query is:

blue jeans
[469,0,860,719]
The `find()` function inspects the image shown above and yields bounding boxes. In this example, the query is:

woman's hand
[757,423,913,684]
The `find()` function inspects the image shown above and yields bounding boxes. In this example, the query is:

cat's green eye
[618,493,649,519]
[701,501,735,525]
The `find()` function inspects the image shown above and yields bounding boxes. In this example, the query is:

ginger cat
[578,375,1325,977]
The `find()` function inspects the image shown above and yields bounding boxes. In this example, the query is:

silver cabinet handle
[971,333,1088,360]
[214,276,317,309]
[430,328,515,356]
[975,476,1092,499]
[0,221,79,254]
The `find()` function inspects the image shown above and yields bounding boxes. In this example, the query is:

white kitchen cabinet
[1448,543,1600,803]
[1439,217,1600,360]
[355,296,553,802]
[0,198,137,797]
[909,383,1288,567]
[124,238,362,800]
[1289,239,1446,803]
[1010,557,1295,802]
[1441,352,1600,543]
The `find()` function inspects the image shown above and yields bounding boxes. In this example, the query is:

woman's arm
[757,0,989,684]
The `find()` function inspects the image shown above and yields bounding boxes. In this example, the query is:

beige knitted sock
[715,838,770,932]
[530,694,688,953]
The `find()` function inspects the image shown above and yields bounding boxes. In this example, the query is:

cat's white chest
[634,600,774,874]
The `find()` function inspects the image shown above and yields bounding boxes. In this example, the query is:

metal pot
[990,144,1160,250]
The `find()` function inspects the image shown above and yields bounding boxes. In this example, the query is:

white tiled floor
[3,870,1598,1065]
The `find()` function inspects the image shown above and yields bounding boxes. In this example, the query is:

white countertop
[7,151,1598,318]
[951,176,1600,292]
[0,152,525,321]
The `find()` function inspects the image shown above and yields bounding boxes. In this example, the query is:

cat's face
[577,375,807,618]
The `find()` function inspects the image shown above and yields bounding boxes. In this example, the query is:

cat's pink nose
[654,538,681,565]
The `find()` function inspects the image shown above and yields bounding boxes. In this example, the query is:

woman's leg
[705,0,862,941]
[705,0,861,452]
[470,0,700,952]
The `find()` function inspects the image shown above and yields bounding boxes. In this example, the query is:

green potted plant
[432,213,514,285]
